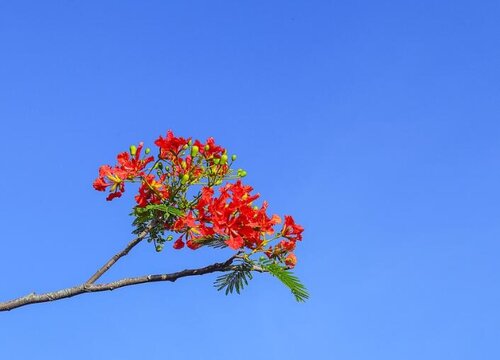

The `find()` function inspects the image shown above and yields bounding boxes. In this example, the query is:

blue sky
[1,1,499,359]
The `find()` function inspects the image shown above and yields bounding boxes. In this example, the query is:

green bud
[145,148,151,154]
[204,144,210,151]
[237,169,247,177]
[191,145,199,157]
[129,145,137,156]
[213,158,220,165]
[181,161,187,169]
[167,235,174,241]
[220,154,228,165]
[155,245,163,252]
[181,174,190,183]
[215,179,222,185]
[231,154,237,161]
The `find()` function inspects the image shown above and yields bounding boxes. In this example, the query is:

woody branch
[0,228,237,312]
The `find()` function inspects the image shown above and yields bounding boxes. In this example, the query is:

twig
[86,223,154,284]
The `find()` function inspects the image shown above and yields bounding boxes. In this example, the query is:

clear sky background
[1,1,499,359]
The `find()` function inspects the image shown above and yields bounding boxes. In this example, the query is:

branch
[85,223,154,284]
[0,257,236,312]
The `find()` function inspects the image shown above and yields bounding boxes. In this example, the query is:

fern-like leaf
[263,263,309,302]
[214,263,253,295]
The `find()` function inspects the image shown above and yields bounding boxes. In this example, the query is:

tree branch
[85,224,154,285]
[0,256,236,312]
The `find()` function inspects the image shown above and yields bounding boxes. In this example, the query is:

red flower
[200,186,214,205]
[92,165,128,201]
[92,177,108,191]
[172,211,197,231]
[116,142,154,178]
[281,215,304,242]
[155,130,190,160]
[225,234,244,250]
[189,180,279,250]
[134,174,169,207]
[285,253,297,268]
[246,202,281,236]
[186,239,201,250]
[194,137,225,160]
[279,240,296,252]
[173,238,185,249]
[93,142,154,202]
[106,192,123,201]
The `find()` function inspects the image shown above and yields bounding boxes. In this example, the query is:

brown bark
[0,224,238,312]
[0,257,235,312]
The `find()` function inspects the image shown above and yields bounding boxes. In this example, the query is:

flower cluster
[93,130,303,268]
[93,142,154,201]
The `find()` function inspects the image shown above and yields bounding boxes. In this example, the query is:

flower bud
[231,154,237,161]
[145,147,151,154]
[191,145,199,157]
[155,245,163,252]
[204,144,210,151]
[285,253,297,268]
[173,239,185,249]
[213,158,220,165]
[166,235,174,241]
[181,161,187,169]
[237,169,247,177]
[181,174,190,183]
[129,145,137,156]
[220,154,228,165]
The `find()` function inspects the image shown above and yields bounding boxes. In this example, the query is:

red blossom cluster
[93,142,154,200]
[93,130,304,268]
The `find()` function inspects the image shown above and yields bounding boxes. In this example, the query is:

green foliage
[131,204,181,250]
[214,262,253,295]
[261,262,309,302]
[134,203,183,217]
[214,258,309,302]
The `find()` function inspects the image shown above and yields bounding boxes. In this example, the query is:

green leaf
[131,204,182,239]
[136,204,183,217]
[165,206,183,217]
[262,263,309,302]
[214,263,253,295]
